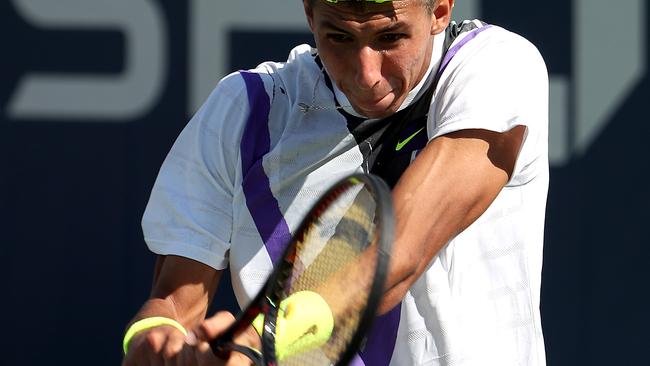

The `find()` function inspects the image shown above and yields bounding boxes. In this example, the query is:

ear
[431,0,454,35]
[304,0,315,33]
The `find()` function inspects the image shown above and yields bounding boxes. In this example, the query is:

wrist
[122,316,188,355]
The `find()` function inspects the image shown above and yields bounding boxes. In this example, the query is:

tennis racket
[210,173,394,366]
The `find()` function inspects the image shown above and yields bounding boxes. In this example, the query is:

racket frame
[210,173,394,366]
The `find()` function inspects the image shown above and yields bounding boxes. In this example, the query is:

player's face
[306,0,448,119]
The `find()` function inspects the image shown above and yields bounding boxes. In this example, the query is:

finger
[194,311,236,341]
[123,352,151,366]
[195,340,226,366]
[125,327,187,366]
[121,351,131,366]
[163,328,186,358]
[157,340,199,366]
[122,350,144,366]
[123,332,150,366]
[143,329,169,366]
[145,328,167,353]
[162,329,186,366]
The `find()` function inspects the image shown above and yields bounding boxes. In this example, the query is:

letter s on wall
[8,0,167,122]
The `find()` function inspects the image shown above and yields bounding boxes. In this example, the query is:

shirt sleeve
[141,72,248,270]
[428,29,549,186]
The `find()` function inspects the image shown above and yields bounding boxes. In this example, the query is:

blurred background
[0,0,648,365]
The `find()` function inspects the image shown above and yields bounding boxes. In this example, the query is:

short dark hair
[306,0,437,14]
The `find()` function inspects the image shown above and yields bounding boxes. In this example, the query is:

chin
[363,110,394,119]
[354,103,400,119]
[351,100,396,119]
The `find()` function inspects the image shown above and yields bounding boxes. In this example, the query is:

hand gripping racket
[210,173,394,366]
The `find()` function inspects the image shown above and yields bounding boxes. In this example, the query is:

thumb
[193,311,236,342]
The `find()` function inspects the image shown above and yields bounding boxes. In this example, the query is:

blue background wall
[1,1,648,365]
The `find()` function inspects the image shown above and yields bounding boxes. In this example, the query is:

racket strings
[277,184,381,365]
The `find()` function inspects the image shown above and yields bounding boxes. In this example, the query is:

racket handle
[209,337,230,359]
[224,343,264,366]
[210,338,264,366]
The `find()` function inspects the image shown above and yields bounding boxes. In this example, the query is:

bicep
[379,126,525,312]
[396,126,525,231]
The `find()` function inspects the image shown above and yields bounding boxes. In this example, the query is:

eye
[326,33,352,43]
[379,33,406,43]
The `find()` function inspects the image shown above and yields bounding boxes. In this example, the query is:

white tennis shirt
[142,21,549,366]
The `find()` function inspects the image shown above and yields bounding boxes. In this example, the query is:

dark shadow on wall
[577,75,650,365]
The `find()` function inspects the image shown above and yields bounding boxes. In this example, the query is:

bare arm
[378,126,526,314]
[122,255,222,365]
[130,255,222,327]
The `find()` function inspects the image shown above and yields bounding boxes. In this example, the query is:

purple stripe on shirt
[239,71,291,264]
[359,304,402,366]
[437,25,493,80]
[348,354,366,366]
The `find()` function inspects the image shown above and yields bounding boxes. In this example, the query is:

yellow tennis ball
[274,291,334,360]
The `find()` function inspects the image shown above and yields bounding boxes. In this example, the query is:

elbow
[388,248,421,290]
[378,252,422,314]
[377,281,411,315]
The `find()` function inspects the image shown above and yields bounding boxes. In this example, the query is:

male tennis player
[123,0,549,364]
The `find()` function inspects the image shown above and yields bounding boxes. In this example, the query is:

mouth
[351,92,396,117]
[352,93,397,118]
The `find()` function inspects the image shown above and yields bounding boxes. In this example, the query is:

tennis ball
[252,312,264,336]
[274,291,334,360]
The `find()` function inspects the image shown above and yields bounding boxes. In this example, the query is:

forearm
[127,255,222,329]
[129,292,210,330]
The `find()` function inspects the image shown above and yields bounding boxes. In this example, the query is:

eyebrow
[319,20,349,33]
[380,22,409,33]
[319,20,409,33]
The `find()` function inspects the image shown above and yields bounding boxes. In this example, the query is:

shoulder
[193,43,325,148]
[246,44,320,96]
[434,22,549,114]
[430,23,549,185]
[204,43,317,101]
[206,44,320,116]
[445,23,547,81]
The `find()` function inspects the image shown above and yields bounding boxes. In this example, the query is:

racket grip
[224,343,263,365]
[211,338,264,366]
[209,337,231,359]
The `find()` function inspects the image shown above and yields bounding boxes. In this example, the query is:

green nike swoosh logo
[395,127,425,151]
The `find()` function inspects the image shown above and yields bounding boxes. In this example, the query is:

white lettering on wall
[189,0,308,113]
[575,0,646,155]
[6,0,646,167]
[8,0,167,121]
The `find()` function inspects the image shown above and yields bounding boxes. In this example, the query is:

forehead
[311,0,423,25]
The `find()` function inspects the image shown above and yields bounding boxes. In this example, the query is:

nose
[354,46,382,91]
